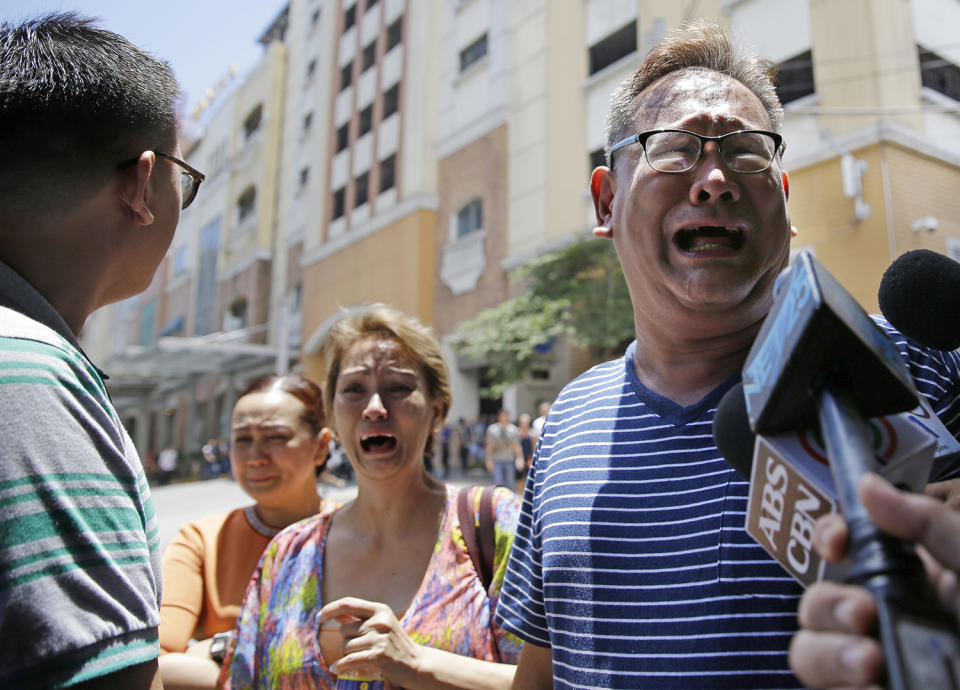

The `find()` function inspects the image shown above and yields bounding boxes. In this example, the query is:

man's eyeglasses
[608,129,785,174]
[118,152,206,209]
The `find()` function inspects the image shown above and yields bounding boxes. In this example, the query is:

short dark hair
[238,374,326,435]
[0,13,180,217]
[605,19,782,165]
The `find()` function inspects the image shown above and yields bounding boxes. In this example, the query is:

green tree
[452,235,634,397]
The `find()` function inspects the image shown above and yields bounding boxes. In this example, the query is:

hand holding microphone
[731,251,960,689]
[789,473,960,689]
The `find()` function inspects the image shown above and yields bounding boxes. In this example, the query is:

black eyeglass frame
[117,152,206,209]
[608,128,786,174]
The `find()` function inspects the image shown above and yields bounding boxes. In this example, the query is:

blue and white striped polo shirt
[496,328,960,689]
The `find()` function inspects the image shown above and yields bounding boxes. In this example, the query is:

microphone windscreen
[713,382,756,480]
[879,249,960,351]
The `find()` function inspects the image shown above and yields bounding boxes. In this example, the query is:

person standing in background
[485,409,524,492]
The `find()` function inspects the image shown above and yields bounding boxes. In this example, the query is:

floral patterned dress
[218,484,522,689]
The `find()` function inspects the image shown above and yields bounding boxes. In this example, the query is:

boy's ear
[120,151,156,225]
[591,166,615,239]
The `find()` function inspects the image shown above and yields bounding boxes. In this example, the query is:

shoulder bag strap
[458,486,498,591]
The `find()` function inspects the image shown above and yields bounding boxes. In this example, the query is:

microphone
[715,382,839,586]
[714,382,934,587]
[741,251,960,690]
[879,249,960,351]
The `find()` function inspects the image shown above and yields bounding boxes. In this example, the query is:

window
[459,33,488,72]
[303,111,313,132]
[225,297,248,331]
[359,104,373,135]
[387,17,402,51]
[299,167,309,188]
[383,83,399,118]
[379,154,395,193]
[589,147,606,170]
[355,171,369,207]
[456,198,483,238]
[243,104,262,141]
[589,21,636,75]
[343,3,356,30]
[366,0,379,10]
[237,187,256,223]
[306,58,317,79]
[340,61,353,91]
[332,187,346,219]
[363,41,377,71]
[777,50,815,105]
[920,46,960,102]
[336,122,350,152]
[311,8,320,25]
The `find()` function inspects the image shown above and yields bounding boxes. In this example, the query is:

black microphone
[741,251,960,690]
[879,248,960,351]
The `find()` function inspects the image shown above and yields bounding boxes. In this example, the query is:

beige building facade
[82,0,960,464]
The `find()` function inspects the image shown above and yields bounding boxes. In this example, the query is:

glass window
[359,104,373,135]
[456,198,483,238]
[363,41,377,71]
[332,187,346,219]
[340,61,353,91]
[777,50,815,105]
[344,4,356,31]
[589,147,606,171]
[589,21,636,75]
[336,122,350,152]
[303,111,313,132]
[299,167,309,188]
[459,33,488,72]
[237,187,256,222]
[920,46,960,102]
[383,83,399,118]
[387,17,402,51]
[243,104,262,140]
[355,171,369,207]
[379,154,395,192]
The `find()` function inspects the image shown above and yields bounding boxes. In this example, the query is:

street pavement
[151,468,494,552]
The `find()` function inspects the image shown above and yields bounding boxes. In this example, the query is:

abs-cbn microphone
[741,251,960,690]
[714,382,936,587]
[879,248,960,351]
[714,382,840,586]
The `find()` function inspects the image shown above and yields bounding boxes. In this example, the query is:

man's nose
[689,144,741,204]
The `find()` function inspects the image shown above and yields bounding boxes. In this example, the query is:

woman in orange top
[157,373,337,690]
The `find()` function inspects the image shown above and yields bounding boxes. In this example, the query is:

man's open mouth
[360,434,398,452]
[675,226,744,252]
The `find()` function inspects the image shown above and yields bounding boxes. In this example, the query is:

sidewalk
[152,466,498,551]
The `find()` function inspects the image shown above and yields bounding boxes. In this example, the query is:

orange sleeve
[159,519,208,653]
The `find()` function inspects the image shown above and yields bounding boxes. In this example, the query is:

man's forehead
[633,67,770,132]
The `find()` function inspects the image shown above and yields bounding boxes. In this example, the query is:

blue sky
[3,0,289,125]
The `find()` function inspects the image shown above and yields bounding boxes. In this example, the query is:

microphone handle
[816,378,960,690]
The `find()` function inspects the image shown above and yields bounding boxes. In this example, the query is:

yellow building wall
[787,142,960,314]
[299,210,437,381]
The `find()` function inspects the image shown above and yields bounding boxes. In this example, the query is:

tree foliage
[451,235,635,397]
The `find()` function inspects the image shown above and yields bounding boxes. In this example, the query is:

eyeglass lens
[645,131,776,173]
[179,172,197,209]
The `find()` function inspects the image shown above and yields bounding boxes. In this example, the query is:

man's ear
[120,151,156,226]
[782,170,790,201]
[591,166,616,240]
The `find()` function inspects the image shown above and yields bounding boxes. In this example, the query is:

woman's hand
[320,597,423,686]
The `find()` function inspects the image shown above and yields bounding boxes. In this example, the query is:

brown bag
[457,486,496,591]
